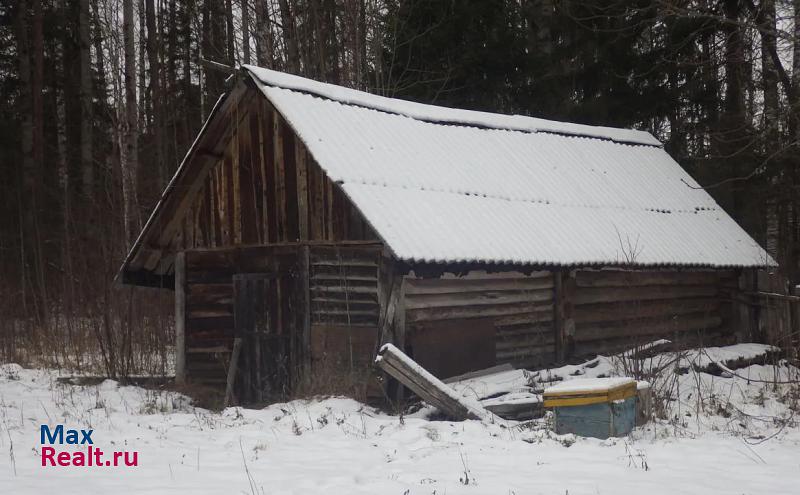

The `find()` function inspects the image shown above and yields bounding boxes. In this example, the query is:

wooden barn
[118,65,776,403]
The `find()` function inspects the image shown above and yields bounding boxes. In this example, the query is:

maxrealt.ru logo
[40,425,138,467]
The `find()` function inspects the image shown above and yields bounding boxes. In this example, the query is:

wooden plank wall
[400,269,738,374]
[755,269,797,348]
[305,245,385,399]
[183,246,299,387]
[310,245,381,327]
[570,269,738,357]
[177,87,376,253]
[183,244,384,392]
[403,271,556,370]
[308,245,382,374]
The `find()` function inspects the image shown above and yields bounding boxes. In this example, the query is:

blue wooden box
[544,378,637,439]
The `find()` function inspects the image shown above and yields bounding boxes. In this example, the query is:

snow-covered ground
[0,350,798,494]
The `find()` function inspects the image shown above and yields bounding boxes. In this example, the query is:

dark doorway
[233,273,290,403]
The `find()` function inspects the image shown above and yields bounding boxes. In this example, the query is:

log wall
[308,245,383,374]
[403,271,556,373]
[400,268,739,375]
[570,269,737,356]
[310,245,381,327]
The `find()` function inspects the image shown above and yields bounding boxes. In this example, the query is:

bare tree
[241,0,251,64]
[80,0,94,198]
[123,0,140,247]
[145,0,165,184]
[254,0,274,67]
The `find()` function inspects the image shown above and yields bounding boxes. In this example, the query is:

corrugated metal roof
[244,66,773,268]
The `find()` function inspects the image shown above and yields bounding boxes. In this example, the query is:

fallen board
[375,344,498,422]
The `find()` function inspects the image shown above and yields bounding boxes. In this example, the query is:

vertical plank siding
[177,88,377,252]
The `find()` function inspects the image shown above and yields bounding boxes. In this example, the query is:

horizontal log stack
[569,269,737,357]
[403,271,555,372]
[400,268,739,374]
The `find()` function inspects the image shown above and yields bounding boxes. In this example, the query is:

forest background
[0,0,797,376]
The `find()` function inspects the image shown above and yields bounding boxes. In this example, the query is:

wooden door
[234,273,289,403]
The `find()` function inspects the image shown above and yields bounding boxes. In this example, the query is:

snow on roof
[244,65,774,268]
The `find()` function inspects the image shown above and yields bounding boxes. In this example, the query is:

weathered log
[575,270,734,288]
[575,314,723,342]
[407,301,552,323]
[573,298,720,324]
[495,346,555,362]
[405,289,552,310]
[574,285,717,305]
[404,276,553,295]
[375,344,498,422]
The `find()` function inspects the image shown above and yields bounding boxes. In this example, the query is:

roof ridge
[242,65,663,147]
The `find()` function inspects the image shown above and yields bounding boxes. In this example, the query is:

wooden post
[224,337,244,407]
[553,271,565,362]
[376,272,402,350]
[564,271,576,357]
[395,278,407,350]
[299,245,311,384]
[295,141,309,240]
[174,251,186,385]
[553,270,576,363]
[735,269,753,342]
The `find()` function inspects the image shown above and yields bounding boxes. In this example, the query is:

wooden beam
[174,251,187,385]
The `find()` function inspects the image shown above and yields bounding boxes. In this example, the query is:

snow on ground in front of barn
[0,356,799,494]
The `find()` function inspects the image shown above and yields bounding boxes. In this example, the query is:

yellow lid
[543,378,636,408]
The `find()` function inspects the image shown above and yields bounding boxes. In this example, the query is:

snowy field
[0,353,798,494]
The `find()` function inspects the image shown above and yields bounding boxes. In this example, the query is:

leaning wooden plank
[224,338,244,407]
[375,344,499,423]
